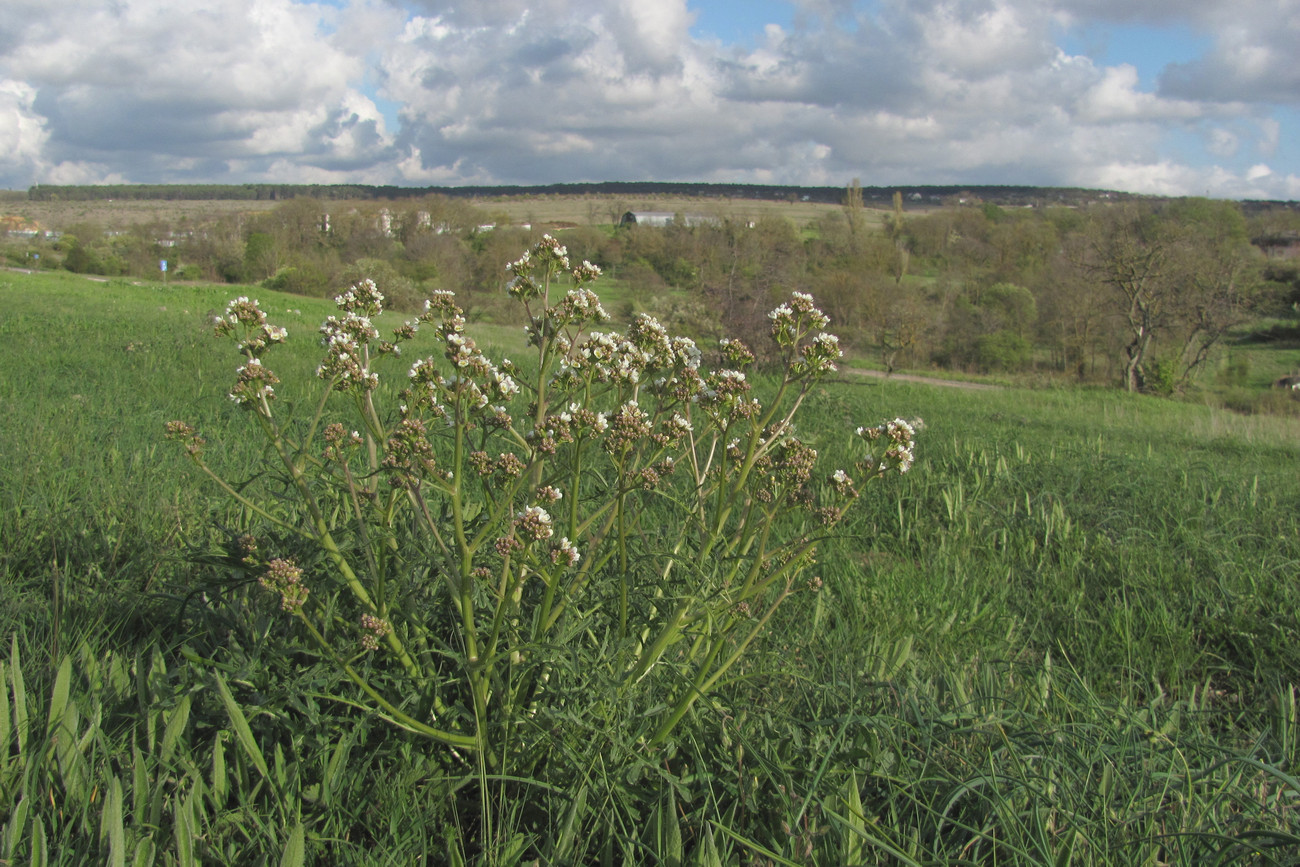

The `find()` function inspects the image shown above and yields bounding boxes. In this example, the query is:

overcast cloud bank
[1,0,1297,199]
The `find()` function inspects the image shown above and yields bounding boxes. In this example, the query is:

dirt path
[841,366,1002,391]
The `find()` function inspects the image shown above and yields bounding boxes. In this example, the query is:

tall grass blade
[820,803,924,867]
[210,732,228,805]
[322,728,352,806]
[214,673,270,782]
[6,796,30,862]
[174,789,196,867]
[551,780,588,864]
[0,660,10,768]
[710,822,803,867]
[694,826,723,867]
[132,836,157,867]
[279,820,305,867]
[10,637,28,755]
[160,694,191,765]
[45,656,71,743]
[28,814,47,867]
[658,785,683,867]
[842,771,865,866]
[101,774,126,867]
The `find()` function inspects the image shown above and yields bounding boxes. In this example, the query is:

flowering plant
[169,235,918,770]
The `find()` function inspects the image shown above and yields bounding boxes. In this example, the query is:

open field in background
[0,197,286,229]
[0,192,890,233]
[475,193,887,228]
[2,271,1299,863]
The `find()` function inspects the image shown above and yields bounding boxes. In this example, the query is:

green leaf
[102,775,126,867]
[132,836,157,867]
[10,637,28,755]
[552,781,588,863]
[174,790,196,867]
[132,744,149,828]
[160,694,191,764]
[213,673,270,782]
[279,821,305,867]
[694,827,723,867]
[210,732,228,805]
[843,771,865,866]
[28,815,47,867]
[322,729,354,806]
[45,656,72,743]
[6,796,29,861]
[658,786,683,867]
[0,661,11,770]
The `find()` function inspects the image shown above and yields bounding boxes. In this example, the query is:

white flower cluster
[855,418,919,474]
[335,279,385,316]
[317,313,381,391]
[799,332,842,374]
[768,292,831,349]
[550,537,580,568]
[516,505,555,543]
[556,286,610,324]
[217,297,289,353]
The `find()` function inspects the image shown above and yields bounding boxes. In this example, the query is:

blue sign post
[160,259,168,285]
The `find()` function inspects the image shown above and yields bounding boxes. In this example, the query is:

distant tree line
[26,182,1161,208]
[6,188,1298,394]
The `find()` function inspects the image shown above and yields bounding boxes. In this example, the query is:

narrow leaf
[210,732,228,805]
[160,694,191,764]
[843,771,865,866]
[28,815,47,867]
[662,786,683,867]
[102,775,126,867]
[695,827,724,867]
[214,673,270,782]
[11,637,28,755]
[174,790,196,867]
[132,836,157,867]
[279,821,305,867]
[0,661,11,767]
[45,656,72,743]
[6,797,30,861]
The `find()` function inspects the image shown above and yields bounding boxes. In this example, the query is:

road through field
[841,366,1002,390]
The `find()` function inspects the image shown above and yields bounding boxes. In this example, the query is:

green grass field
[2,270,1298,864]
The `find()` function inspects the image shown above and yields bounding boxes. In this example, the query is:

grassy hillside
[2,270,1298,864]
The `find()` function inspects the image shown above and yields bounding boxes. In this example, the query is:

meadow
[2,268,1299,865]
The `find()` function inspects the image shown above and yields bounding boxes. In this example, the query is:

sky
[1,0,1298,199]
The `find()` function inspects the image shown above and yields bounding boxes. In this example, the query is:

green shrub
[976,329,1032,371]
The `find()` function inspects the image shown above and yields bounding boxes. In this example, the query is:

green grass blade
[843,771,865,866]
[210,732,228,806]
[552,781,588,864]
[174,790,196,867]
[102,775,126,867]
[0,660,11,770]
[6,796,30,862]
[160,694,191,764]
[28,814,47,867]
[213,673,270,782]
[45,656,72,743]
[279,821,305,867]
[10,636,28,755]
[694,826,723,867]
[132,836,157,867]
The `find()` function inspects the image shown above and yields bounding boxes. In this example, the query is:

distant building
[620,211,717,228]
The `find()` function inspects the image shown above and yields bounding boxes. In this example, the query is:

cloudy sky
[2,0,1297,199]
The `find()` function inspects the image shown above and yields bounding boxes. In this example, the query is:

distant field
[0,196,284,229]
[469,192,889,227]
[1,191,892,232]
